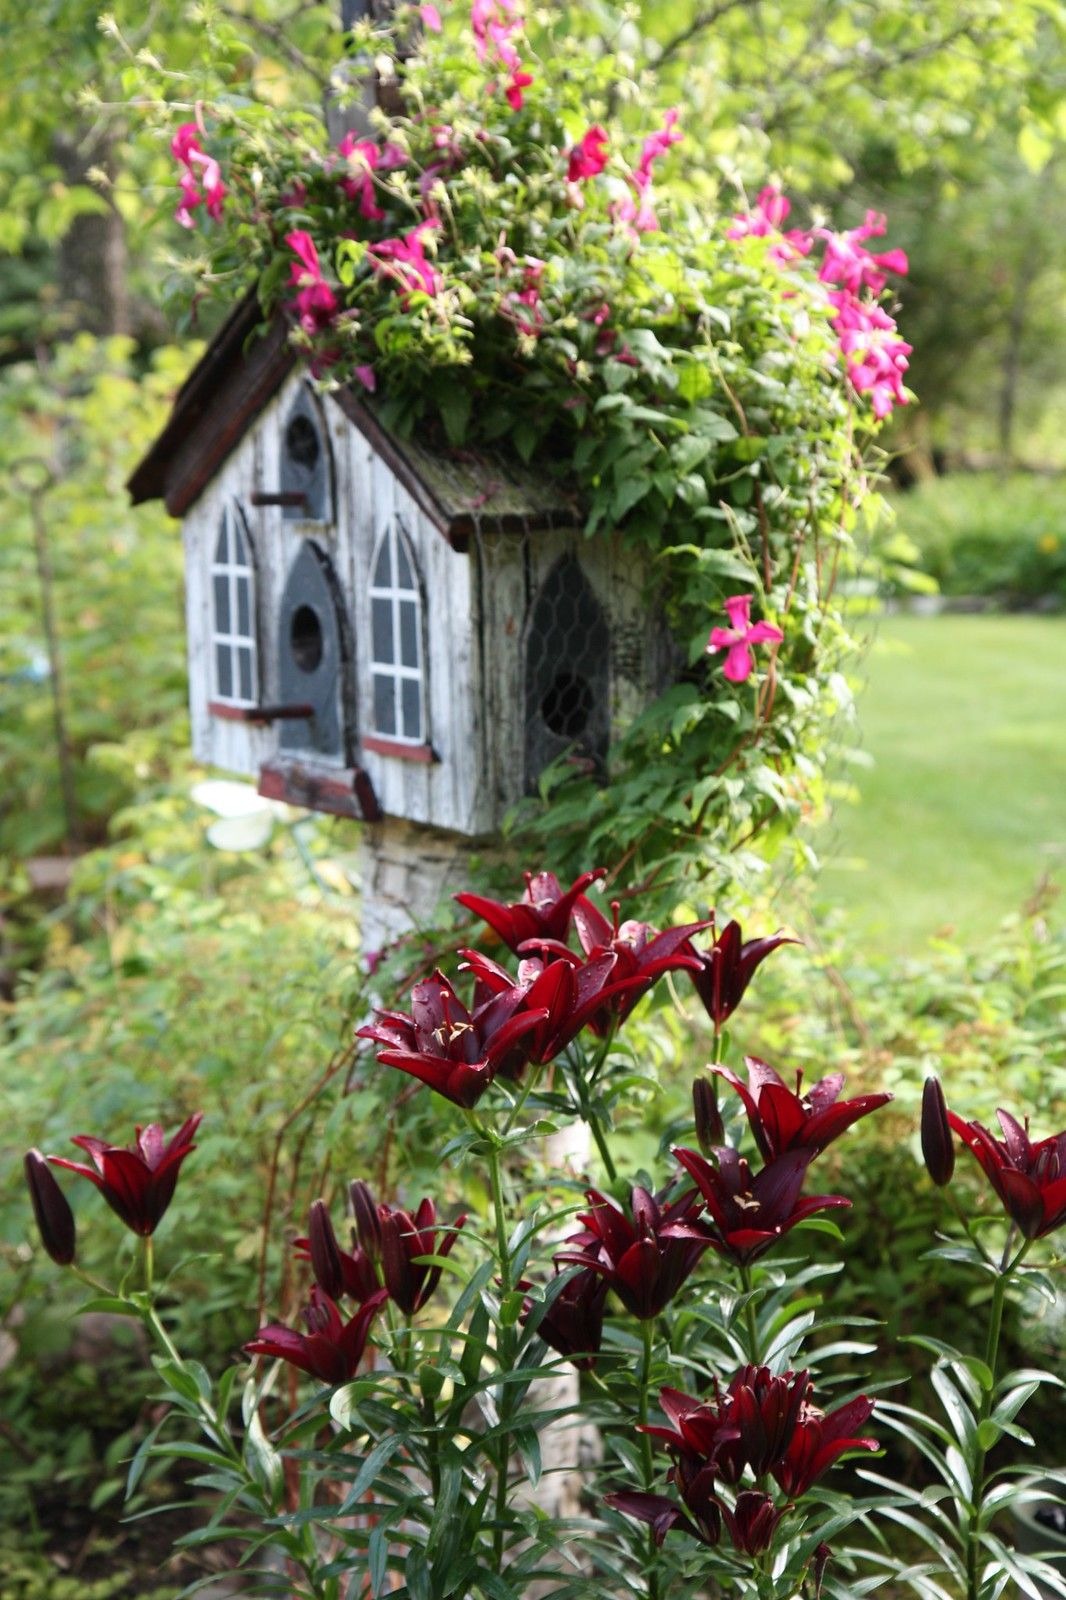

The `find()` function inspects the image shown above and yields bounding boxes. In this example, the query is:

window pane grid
[368,522,424,743]
[210,511,258,707]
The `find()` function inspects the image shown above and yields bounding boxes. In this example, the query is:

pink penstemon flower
[816,209,908,297]
[613,108,681,235]
[368,222,443,303]
[336,133,406,222]
[419,2,442,30]
[568,125,609,182]
[829,291,911,419]
[706,596,784,682]
[171,121,227,229]
[727,185,812,265]
[284,230,339,335]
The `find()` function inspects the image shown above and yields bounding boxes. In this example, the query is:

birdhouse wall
[182,371,491,834]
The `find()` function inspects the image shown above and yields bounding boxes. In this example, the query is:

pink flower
[354,364,377,393]
[816,210,908,297]
[612,110,681,236]
[568,125,609,182]
[170,121,227,230]
[706,596,783,683]
[727,185,812,264]
[504,64,534,110]
[500,255,546,337]
[637,108,682,180]
[420,2,442,30]
[285,229,339,335]
[829,291,911,419]
[337,134,405,221]
[369,222,443,302]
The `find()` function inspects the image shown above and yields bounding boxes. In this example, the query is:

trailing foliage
[134,0,917,912]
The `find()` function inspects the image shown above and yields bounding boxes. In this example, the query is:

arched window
[525,555,609,788]
[369,520,425,742]
[210,505,258,706]
[280,387,331,521]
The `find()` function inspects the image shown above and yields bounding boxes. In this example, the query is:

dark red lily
[921,1076,955,1187]
[380,1197,466,1315]
[642,1369,808,1484]
[605,1481,720,1547]
[673,1144,850,1266]
[720,1490,788,1556]
[692,1076,724,1153]
[245,1285,388,1385]
[772,1394,877,1497]
[357,971,549,1107]
[555,1184,710,1319]
[713,1057,891,1163]
[689,919,797,1029]
[455,868,606,952]
[567,898,709,1032]
[461,947,644,1063]
[521,1259,609,1369]
[349,1178,383,1259]
[295,1199,380,1304]
[49,1114,202,1236]
[25,1149,76,1265]
[947,1106,1066,1240]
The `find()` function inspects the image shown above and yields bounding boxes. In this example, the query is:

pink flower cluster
[568,125,609,183]
[614,109,682,234]
[337,133,406,222]
[285,231,338,336]
[728,188,911,419]
[171,122,226,230]
[368,222,443,303]
[472,0,533,109]
[498,248,545,338]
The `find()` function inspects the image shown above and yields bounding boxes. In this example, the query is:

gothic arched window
[368,520,425,743]
[280,386,332,522]
[210,504,258,706]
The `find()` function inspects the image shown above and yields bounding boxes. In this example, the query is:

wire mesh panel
[524,554,610,790]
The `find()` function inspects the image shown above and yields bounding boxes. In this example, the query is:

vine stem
[477,1121,516,1572]
[965,1236,1031,1600]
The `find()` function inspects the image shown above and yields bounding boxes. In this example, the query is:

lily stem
[739,1263,761,1364]
[483,1128,515,1573]
[965,1237,1030,1600]
[639,1319,661,1600]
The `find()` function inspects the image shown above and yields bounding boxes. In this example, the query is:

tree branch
[654,0,759,70]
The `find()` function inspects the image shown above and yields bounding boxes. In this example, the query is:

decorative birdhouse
[129,295,667,946]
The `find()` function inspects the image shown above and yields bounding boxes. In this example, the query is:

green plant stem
[964,1237,1031,1600]
[568,1047,618,1182]
[739,1264,761,1364]
[483,1129,515,1572]
[639,1318,660,1600]
[143,1233,154,1294]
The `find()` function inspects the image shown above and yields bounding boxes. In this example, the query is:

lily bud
[308,1199,344,1300]
[693,1076,724,1153]
[349,1179,382,1261]
[921,1076,955,1187]
[25,1150,76,1266]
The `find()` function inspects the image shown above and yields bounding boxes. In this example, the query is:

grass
[811,614,1066,951]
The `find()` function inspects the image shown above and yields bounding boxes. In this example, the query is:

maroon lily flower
[349,1178,383,1259]
[357,971,549,1107]
[720,1490,788,1556]
[49,1114,202,1236]
[921,1076,955,1187]
[25,1149,76,1265]
[564,899,709,1032]
[772,1394,877,1497]
[642,1369,809,1485]
[245,1285,388,1385]
[689,919,797,1029]
[455,868,607,952]
[947,1106,1066,1240]
[294,1199,380,1304]
[461,947,646,1063]
[605,1482,720,1547]
[713,1057,891,1163]
[380,1198,466,1314]
[521,1259,609,1369]
[693,1076,724,1153]
[555,1184,710,1319]
[673,1145,850,1267]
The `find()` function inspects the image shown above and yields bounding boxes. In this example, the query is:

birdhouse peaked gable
[129,296,667,838]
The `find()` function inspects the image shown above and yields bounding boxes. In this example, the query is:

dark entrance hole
[290,604,324,673]
[285,413,320,470]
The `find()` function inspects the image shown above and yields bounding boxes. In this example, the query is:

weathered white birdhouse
[129,296,666,943]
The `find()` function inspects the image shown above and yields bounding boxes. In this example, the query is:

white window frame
[368,519,426,744]
[209,504,259,708]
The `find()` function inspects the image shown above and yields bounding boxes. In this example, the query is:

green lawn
[812,614,1066,951]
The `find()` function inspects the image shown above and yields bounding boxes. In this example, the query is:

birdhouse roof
[127,292,577,549]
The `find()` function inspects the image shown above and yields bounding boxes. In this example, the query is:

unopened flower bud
[693,1076,724,1153]
[921,1076,955,1187]
[349,1179,382,1261]
[308,1199,344,1300]
[25,1150,76,1266]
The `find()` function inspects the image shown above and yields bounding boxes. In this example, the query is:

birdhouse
[129,296,668,943]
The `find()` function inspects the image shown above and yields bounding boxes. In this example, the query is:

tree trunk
[53,127,131,338]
